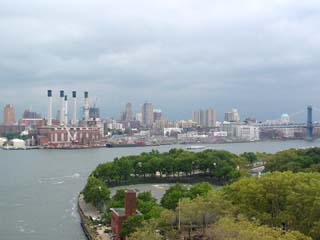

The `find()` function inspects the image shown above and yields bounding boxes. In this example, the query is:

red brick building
[110,190,139,240]
[37,126,102,147]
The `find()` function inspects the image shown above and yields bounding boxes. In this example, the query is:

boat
[106,141,146,148]
[185,145,206,150]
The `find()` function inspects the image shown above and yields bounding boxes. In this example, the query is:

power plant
[38,90,103,149]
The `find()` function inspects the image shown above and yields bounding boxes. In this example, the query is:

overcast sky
[1,0,320,121]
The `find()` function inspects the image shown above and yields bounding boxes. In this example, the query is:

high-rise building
[153,109,162,121]
[224,109,240,122]
[206,108,216,127]
[23,109,41,119]
[3,104,16,125]
[193,108,216,127]
[124,103,133,122]
[89,107,100,119]
[142,103,153,126]
[199,109,206,127]
[192,111,200,125]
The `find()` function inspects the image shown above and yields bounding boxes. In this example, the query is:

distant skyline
[1,0,320,121]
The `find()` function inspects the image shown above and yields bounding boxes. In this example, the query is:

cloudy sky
[1,0,320,121]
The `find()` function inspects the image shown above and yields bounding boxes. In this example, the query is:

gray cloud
[1,0,320,121]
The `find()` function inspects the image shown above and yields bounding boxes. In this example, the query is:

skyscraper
[192,111,200,125]
[199,109,206,127]
[3,104,16,125]
[153,109,162,121]
[206,108,216,127]
[124,103,133,122]
[142,103,153,126]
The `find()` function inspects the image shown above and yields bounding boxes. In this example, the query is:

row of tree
[92,148,249,185]
[128,172,315,239]
[265,147,320,172]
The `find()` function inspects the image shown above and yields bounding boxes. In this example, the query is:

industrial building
[37,90,103,148]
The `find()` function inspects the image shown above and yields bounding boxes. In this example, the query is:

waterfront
[1,140,320,240]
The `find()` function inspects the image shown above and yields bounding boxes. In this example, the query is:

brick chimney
[125,190,136,219]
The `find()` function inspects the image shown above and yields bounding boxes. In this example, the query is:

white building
[235,125,260,141]
[224,109,240,122]
[164,128,183,136]
[0,137,7,146]
[11,139,26,149]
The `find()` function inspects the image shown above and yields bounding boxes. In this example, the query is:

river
[1,140,320,240]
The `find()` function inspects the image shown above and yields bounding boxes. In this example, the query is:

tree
[120,215,144,238]
[109,189,126,208]
[82,176,110,210]
[93,162,114,183]
[189,182,213,199]
[241,152,258,164]
[160,183,189,210]
[224,171,320,238]
[113,157,132,181]
[206,217,311,240]
[129,219,164,240]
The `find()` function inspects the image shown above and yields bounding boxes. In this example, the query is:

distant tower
[84,92,89,121]
[60,90,65,126]
[125,103,133,122]
[206,108,216,127]
[307,105,313,138]
[47,90,52,126]
[72,91,77,125]
[141,103,153,127]
[64,95,68,125]
[3,104,16,125]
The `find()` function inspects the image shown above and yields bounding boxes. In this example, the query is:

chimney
[47,90,52,126]
[72,91,77,125]
[64,95,68,125]
[60,90,65,126]
[84,91,89,121]
[125,190,136,219]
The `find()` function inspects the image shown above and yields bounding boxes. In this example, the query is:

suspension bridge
[260,106,320,140]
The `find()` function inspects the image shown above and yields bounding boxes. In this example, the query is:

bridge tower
[307,105,313,138]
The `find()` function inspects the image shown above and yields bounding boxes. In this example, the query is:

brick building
[110,190,139,240]
[37,126,102,147]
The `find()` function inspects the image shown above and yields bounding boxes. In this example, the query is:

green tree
[160,183,189,210]
[206,217,311,240]
[189,182,213,199]
[120,214,144,238]
[225,171,320,238]
[82,176,110,210]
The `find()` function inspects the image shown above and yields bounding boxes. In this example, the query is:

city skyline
[1,1,320,121]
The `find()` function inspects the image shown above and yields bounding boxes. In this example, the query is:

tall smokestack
[47,90,52,126]
[64,95,68,125]
[60,90,65,126]
[84,91,89,121]
[72,91,77,125]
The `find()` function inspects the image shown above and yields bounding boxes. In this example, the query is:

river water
[1,140,320,240]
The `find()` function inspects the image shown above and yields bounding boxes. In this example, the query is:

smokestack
[72,91,77,125]
[64,95,68,125]
[60,90,64,126]
[84,91,89,121]
[47,90,52,126]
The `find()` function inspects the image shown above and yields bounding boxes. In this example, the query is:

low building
[0,137,7,146]
[235,125,260,141]
[10,139,26,149]
[110,190,139,240]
